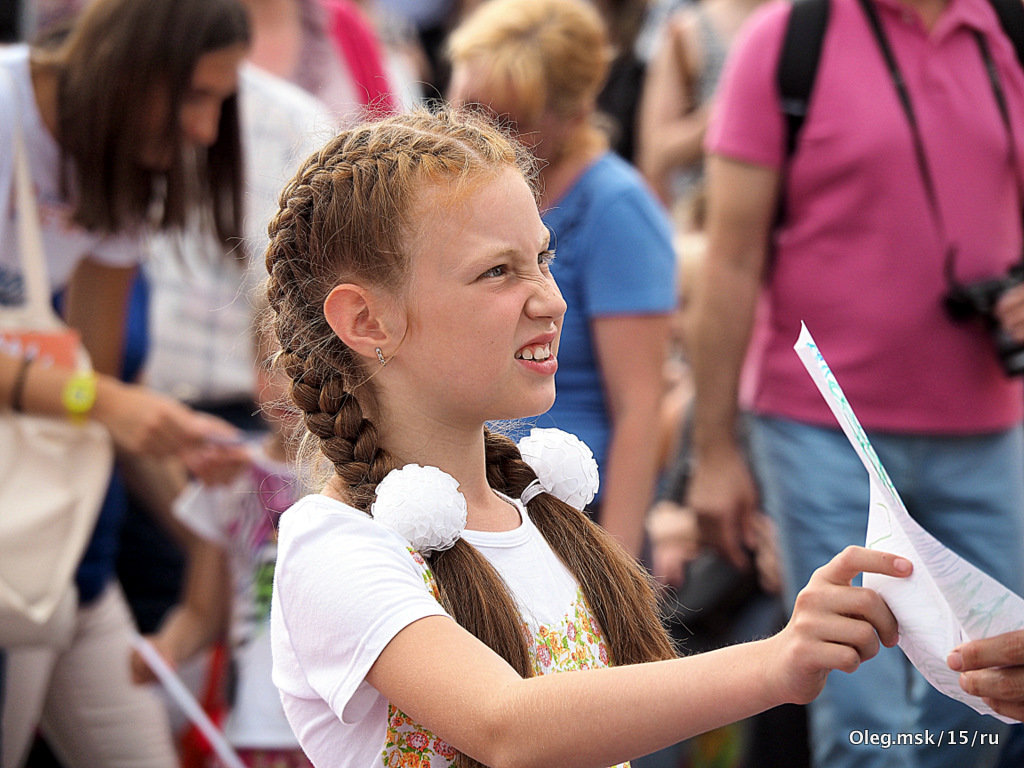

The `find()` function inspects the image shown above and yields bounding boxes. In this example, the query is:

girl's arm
[590,313,673,559]
[132,533,231,683]
[366,546,910,768]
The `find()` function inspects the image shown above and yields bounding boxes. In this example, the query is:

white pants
[2,582,178,768]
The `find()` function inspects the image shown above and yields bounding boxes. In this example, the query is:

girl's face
[138,42,247,170]
[389,167,566,429]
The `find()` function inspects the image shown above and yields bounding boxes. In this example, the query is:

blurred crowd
[2,0,1024,767]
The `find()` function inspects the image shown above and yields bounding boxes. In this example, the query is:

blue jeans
[749,416,1024,768]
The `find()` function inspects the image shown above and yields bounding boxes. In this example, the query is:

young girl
[265,107,911,768]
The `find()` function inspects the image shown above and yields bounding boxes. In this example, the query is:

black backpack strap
[987,0,1024,70]
[777,0,831,159]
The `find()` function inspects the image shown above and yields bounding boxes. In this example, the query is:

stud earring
[376,347,387,366]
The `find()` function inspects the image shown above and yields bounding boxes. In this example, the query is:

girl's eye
[539,249,556,268]
[480,265,506,279]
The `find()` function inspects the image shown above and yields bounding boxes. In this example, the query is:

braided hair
[265,108,675,768]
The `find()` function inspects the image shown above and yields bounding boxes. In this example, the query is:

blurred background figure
[687,0,1024,762]
[7,1,335,765]
[636,0,765,225]
[589,0,652,164]
[374,0,480,98]
[447,0,677,561]
[131,323,307,768]
[0,1,253,766]
[117,53,333,682]
[30,0,415,120]
[639,194,808,768]
[241,0,400,121]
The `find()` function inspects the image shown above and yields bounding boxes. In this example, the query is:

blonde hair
[446,0,614,128]
[265,108,675,768]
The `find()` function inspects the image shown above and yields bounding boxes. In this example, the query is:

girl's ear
[323,284,401,361]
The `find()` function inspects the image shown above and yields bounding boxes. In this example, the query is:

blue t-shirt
[505,153,676,501]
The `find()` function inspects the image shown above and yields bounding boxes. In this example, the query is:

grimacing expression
[392,167,567,428]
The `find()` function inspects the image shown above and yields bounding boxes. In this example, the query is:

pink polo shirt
[707,0,1024,432]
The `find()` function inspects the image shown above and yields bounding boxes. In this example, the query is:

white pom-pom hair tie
[371,464,467,553]
[517,428,600,511]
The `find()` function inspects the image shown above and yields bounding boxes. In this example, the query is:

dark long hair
[35,0,248,243]
[266,108,677,768]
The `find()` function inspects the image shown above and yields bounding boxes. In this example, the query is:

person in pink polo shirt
[685,0,1024,764]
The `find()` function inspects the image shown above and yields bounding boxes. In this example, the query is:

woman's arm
[2,256,245,480]
[64,256,136,377]
[591,313,673,559]
[365,546,910,768]
[637,12,710,204]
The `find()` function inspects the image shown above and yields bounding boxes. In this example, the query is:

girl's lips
[516,349,557,375]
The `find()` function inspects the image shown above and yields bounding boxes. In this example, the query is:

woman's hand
[767,546,911,705]
[93,377,249,482]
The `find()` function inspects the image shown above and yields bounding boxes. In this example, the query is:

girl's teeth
[517,345,550,361]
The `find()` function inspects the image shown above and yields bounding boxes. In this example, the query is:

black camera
[943,263,1024,376]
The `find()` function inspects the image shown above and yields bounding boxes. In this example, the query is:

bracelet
[62,369,98,421]
[10,355,32,412]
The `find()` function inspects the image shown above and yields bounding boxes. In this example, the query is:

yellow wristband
[62,370,97,421]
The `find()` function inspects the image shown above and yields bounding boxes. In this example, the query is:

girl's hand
[768,546,912,705]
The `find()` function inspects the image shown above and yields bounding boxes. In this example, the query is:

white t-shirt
[271,493,625,768]
[0,44,138,308]
[175,447,300,748]
[143,63,335,404]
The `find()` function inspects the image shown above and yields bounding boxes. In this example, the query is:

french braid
[266,109,674,768]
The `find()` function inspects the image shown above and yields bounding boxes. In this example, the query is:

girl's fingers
[814,546,912,586]
[814,614,883,666]
[795,585,896,654]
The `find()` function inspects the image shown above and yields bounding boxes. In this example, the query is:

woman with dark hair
[0,1,251,765]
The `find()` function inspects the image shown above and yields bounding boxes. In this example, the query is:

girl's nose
[528,274,567,321]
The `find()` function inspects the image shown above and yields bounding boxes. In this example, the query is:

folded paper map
[794,322,1024,723]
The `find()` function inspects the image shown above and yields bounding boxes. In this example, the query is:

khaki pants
[2,582,177,768]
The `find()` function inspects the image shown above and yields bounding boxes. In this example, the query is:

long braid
[484,430,677,665]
